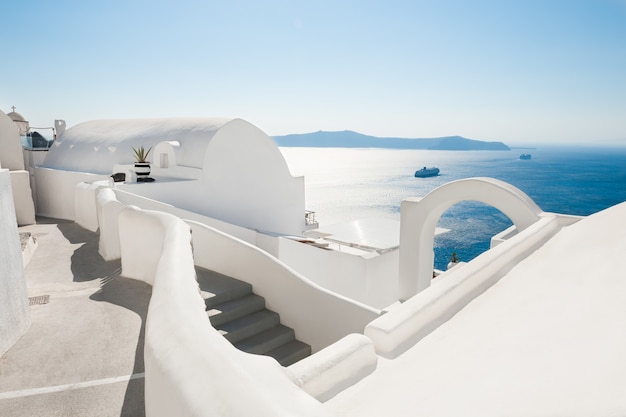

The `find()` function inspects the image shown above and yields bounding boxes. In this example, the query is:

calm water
[280,146,626,270]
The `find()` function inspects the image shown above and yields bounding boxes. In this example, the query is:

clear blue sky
[2,0,625,145]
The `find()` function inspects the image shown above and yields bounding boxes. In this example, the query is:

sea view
[280,146,626,270]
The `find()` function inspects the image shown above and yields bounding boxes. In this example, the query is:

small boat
[414,166,440,178]
[519,154,532,160]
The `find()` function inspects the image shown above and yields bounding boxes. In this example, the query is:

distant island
[272,130,510,151]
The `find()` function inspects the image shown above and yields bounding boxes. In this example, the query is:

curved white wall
[278,237,399,309]
[287,333,377,402]
[43,118,231,174]
[118,207,336,416]
[50,117,306,235]
[199,118,305,235]
[111,188,259,245]
[188,220,380,352]
[96,188,125,260]
[368,214,563,358]
[96,185,379,350]
[398,177,543,299]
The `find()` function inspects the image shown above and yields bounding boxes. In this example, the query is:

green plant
[132,145,152,163]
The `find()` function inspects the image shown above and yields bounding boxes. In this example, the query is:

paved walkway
[0,218,150,417]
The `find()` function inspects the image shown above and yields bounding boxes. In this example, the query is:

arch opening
[434,200,512,270]
[398,178,543,300]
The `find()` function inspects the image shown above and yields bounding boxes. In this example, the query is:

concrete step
[266,340,312,367]
[234,324,295,355]
[207,294,266,326]
[196,267,312,365]
[196,267,252,309]
[215,310,280,343]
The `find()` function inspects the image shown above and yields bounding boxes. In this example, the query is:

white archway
[398,177,543,300]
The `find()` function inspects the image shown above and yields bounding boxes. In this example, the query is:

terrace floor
[0,218,149,417]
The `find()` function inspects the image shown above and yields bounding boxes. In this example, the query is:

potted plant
[447,252,460,270]
[132,145,152,181]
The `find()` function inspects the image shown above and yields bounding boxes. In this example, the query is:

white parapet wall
[366,213,565,358]
[187,220,381,353]
[287,333,378,402]
[0,169,31,356]
[399,177,545,300]
[117,206,339,416]
[278,237,399,309]
[9,170,35,226]
[111,188,259,247]
[96,185,380,351]
[35,167,108,220]
[96,187,126,260]
[75,181,110,232]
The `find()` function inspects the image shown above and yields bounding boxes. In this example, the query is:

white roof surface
[43,117,233,174]
[327,202,626,416]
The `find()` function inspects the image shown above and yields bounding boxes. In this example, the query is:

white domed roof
[7,111,26,122]
[43,117,238,174]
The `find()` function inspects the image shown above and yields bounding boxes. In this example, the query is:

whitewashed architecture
[0,109,35,226]
[42,117,306,235]
[1,111,625,416]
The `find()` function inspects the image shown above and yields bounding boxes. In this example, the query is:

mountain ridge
[272,130,510,150]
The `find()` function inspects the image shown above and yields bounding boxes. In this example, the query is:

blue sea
[280,146,626,270]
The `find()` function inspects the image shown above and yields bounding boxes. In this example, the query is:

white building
[0,109,36,226]
[1,110,625,416]
[42,117,306,236]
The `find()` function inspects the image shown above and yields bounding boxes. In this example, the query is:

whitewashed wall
[187,220,381,353]
[278,238,399,309]
[111,188,259,246]
[35,167,108,220]
[114,120,306,235]
[93,186,379,351]
[0,110,24,171]
[0,170,31,356]
[117,207,337,416]
[43,117,306,236]
[199,119,305,235]
[0,110,36,225]
[9,171,35,226]
[96,188,125,260]
[399,177,544,299]
[367,214,565,358]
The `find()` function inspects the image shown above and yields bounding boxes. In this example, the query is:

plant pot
[134,162,151,180]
